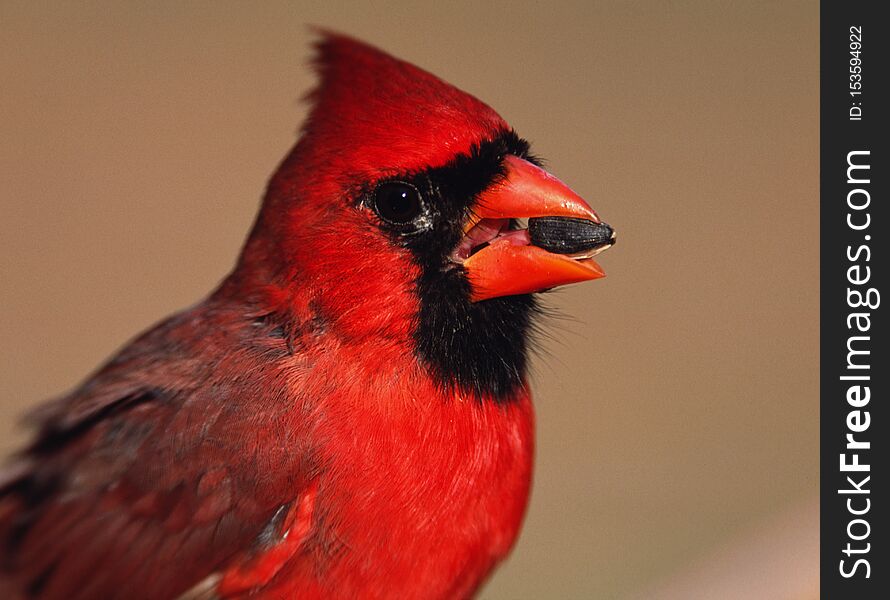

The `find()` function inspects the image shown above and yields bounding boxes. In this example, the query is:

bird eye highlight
[372,181,423,226]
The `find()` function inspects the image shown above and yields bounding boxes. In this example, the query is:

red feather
[1,33,534,599]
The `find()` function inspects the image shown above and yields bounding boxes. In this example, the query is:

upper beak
[460,155,614,302]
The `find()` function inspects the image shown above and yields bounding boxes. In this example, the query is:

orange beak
[460,155,613,302]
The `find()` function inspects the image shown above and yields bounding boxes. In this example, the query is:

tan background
[0,2,818,598]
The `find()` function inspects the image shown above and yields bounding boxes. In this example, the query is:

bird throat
[413,271,537,403]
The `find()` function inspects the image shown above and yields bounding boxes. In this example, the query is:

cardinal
[0,33,613,599]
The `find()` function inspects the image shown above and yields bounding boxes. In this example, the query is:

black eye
[372,181,423,226]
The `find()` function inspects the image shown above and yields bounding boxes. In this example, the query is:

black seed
[528,217,615,254]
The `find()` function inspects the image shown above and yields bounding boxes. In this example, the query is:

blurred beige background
[0,1,818,598]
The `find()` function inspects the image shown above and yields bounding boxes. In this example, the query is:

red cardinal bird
[1,33,613,599]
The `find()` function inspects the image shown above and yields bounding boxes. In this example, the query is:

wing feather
[0,303,317,600]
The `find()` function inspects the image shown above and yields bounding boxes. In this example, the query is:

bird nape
[0,32,613,600]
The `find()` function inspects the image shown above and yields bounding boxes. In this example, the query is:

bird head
[233,33,613,400]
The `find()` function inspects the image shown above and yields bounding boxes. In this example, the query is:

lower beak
[460,155,614,302]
